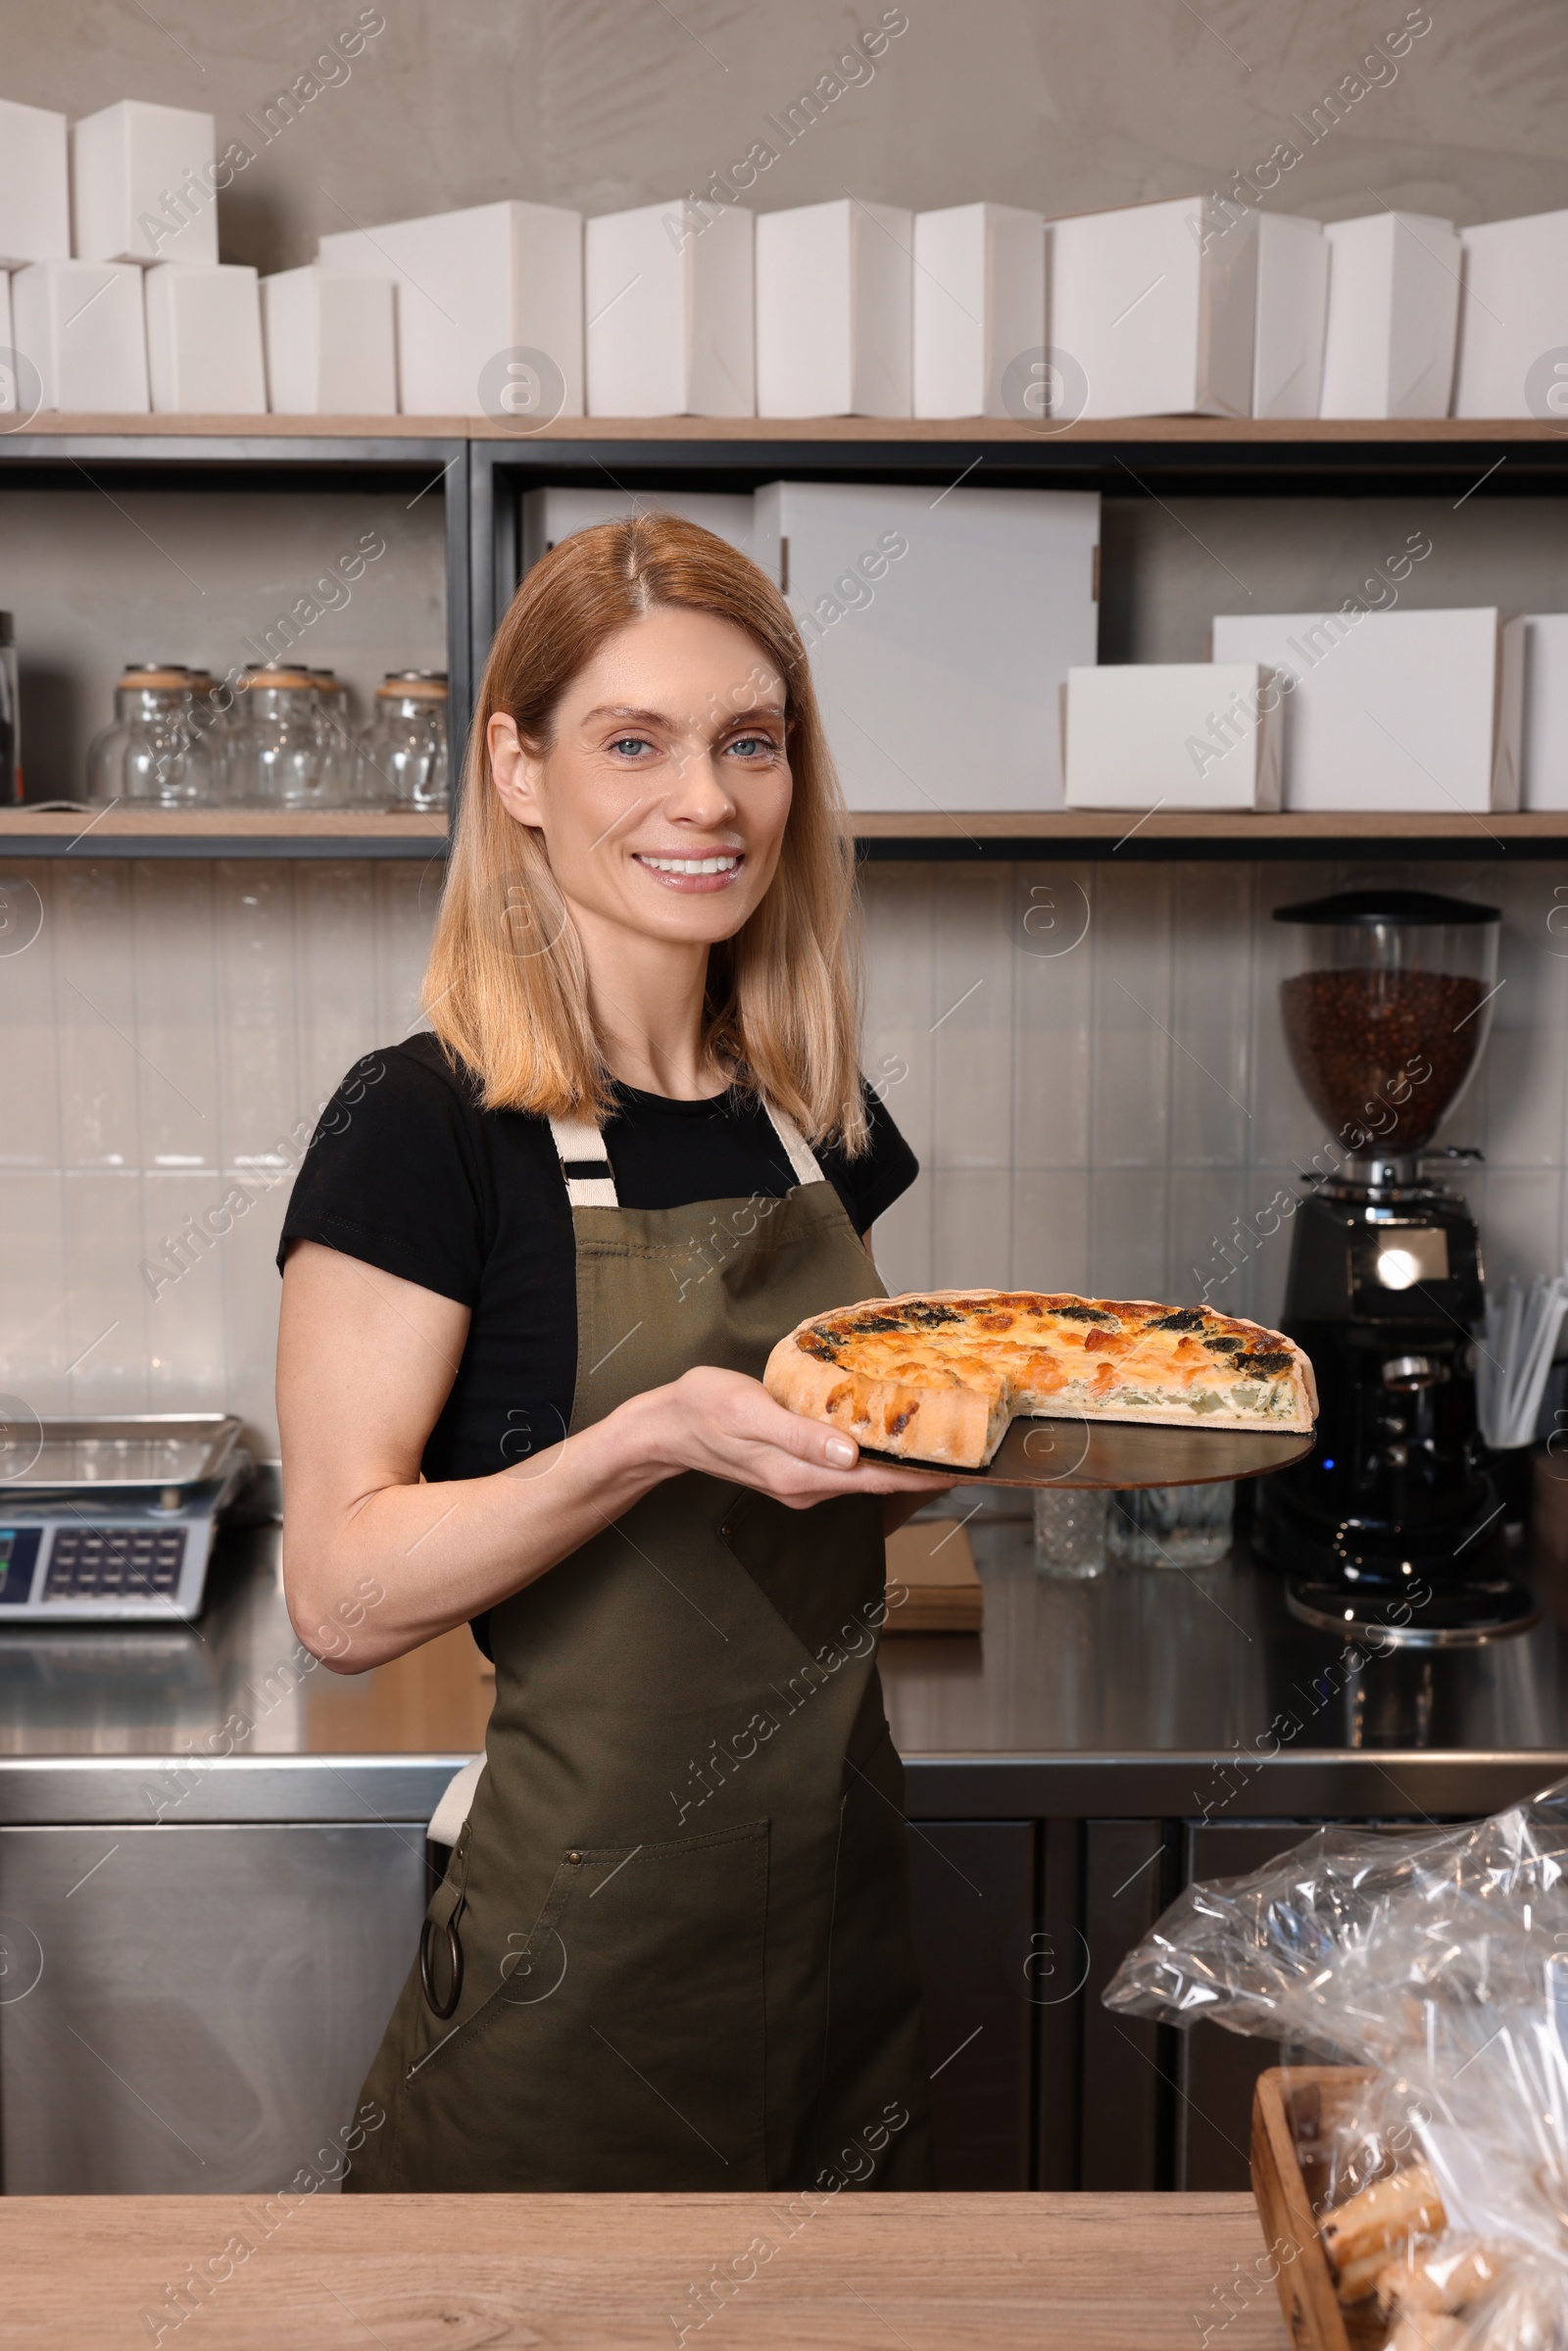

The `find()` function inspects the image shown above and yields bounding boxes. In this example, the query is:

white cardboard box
[753,480,1100,811]
[1519,614,1568,809]
[1252,214,1328,418]
[70,99,218,268]
[585,201,753,417]
[1210,608,1523,811]
[520,488,756,572]
[261,266,397,415]
[318,200,583,416]
[1319,213,1460,418]
[912,202,1045,418]
[0,98,70,268]
[1454,210,1568,418]
[145,264,265,413]
[1045,195,1256,418]
[12,259,149,412]
[1064,663,1283,809]
[755,199,912,418]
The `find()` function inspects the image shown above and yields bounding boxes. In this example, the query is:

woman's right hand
[626,1364,945,1509]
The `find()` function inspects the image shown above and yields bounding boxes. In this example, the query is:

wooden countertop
[6,2190,1284,2349]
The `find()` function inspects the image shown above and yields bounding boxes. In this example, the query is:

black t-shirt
[277,1026,918,1490]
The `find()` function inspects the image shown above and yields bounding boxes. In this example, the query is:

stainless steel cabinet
[0,1824,421,2194]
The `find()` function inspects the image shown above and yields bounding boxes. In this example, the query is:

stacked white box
[144,263,265,413]
[585,201,753,417]
[911,202,1045,418]
[1045,195,1256,418]
[1319,213,1460,418]
[1251,214,1328,418]
[71,100,217,268]
[0,98,70,267]
[1454,210,1568,418]
[1064,664,1283,809]
[318,201,583,416]
[1210,608,1522,811]
[1519,615,1568,809]
[520,489,756,572]
[261,266,397,415]
[753,481,1100,811]
[12,260,149,412]
[755,199,912,418]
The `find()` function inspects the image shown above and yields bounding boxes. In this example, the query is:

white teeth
[638,855,742,875]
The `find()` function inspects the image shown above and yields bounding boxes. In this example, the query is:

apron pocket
[399,1818,771,2192]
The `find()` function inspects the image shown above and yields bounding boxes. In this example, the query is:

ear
[488,711,546,831]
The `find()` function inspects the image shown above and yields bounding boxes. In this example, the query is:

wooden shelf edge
[847,809,1568,841]
[0,810,447,838]
[3,414,1566,446]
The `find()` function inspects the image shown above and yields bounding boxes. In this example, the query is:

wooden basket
[1250,2065,1380,2351]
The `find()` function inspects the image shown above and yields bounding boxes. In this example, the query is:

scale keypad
[43,1526,186,1599]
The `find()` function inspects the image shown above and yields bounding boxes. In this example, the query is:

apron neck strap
[546,1097,825,1209]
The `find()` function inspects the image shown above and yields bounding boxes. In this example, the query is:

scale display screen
[0,1529,41,1603]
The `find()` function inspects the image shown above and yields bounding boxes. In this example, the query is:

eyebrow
[582,703,788,729]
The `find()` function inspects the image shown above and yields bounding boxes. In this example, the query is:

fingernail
[825,1437,857,1467]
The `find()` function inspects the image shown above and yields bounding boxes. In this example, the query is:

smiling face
[488,605,793,948]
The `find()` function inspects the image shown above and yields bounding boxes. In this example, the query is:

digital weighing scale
[0,1415,251,1622]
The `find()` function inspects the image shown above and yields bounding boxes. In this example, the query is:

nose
[661,743,737,828]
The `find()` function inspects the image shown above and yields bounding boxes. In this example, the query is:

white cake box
[912,202,1045,418]
[520,488,756,573]
[1063,663,1283,809]
[1454,210,1568,418]
[70,99,217,268]
[1319,213,1460,418]
[1518,614,1568,809]
[1211,608,1524,811]
[585,200,753,417]
[12,259,149,412]
[753,480,1100,811]
[1251,214,1328,419]
[262,265,397,415]
[755,199,912,418]
[0,97,70,268]
[319,200,583,416]
[1044,194,1256,418]
[144,263,265,413]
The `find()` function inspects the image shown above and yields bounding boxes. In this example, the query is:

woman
[276,513,939,2196]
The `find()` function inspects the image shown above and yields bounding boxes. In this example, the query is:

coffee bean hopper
[1252,889,1531,1642]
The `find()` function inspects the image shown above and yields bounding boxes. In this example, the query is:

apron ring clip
[419,1914,465,2019]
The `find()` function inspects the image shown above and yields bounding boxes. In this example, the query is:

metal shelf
[4,808,1560,863]
[0,810,449,859]
[4,419,1564,862]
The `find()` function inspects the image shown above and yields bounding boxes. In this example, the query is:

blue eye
[610,737,652,758]
[728,735,774,759]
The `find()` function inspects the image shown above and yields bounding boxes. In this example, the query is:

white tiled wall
[3,854,1565,1459]
[0,859,437,1452]
[864,858,1568,1328]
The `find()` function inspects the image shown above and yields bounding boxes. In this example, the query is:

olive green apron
[345,1102,933,2193]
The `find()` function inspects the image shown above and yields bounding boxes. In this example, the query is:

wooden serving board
[883,1519,983,1632]
[865,1415,1315,1491]
[1251,2066,1380,2351]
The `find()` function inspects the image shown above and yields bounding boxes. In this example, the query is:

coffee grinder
[1254,889,1532,1641]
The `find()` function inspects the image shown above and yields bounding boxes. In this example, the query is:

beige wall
[2,2,1565,276]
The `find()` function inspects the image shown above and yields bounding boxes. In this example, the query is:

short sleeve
[276,1044,488,1306]
[820,1082,919,1234]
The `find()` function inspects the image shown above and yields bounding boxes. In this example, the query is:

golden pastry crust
[763,1289,1317,1468]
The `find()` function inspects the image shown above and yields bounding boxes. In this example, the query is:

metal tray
[0,1414,244,1496]
[862,1413,1315,1490]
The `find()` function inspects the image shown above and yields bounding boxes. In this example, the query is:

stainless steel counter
[2,1517,1566,1823]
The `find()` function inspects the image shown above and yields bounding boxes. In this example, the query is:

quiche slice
[763,1291,1317,1470]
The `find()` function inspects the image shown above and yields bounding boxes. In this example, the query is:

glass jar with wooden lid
[357,670,449,812]
[226,666,324,808]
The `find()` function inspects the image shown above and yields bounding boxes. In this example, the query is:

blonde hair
[423,512,868,1151]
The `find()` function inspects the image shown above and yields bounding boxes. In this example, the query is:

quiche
[764,1291,1317,1470]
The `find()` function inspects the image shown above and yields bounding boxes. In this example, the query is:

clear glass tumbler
[1033,1486,1108,1579]
[1106,1482,1235,1568]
